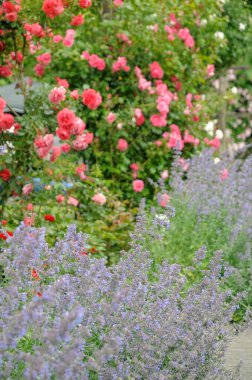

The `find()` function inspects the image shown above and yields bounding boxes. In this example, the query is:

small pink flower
[50,146,61,162]
[92,193,106,205]
[34,63,45,77]
[79,0,92,8]
[22,183,33,196]
[82,89,102,110]
[26,203,34,211]
[133,179,144,192]
[207,64,215,78]
[107,112,116,124]
[150,61,164,79]
[63,29,75,47]
[220,168,229,181]
[70,90,79,99]
[161,170,169,179]
[56,194,65,203]
[114,0,123,6]
[48,86,66,103]
[117,138,128,152]
[67,196,79,206]
[150,114,167,127]
[159,193,170,208]
[70,14,84,26]
[61,143,71,153]
[37,52,51,66]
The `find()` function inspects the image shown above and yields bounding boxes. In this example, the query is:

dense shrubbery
[1,0,252,227]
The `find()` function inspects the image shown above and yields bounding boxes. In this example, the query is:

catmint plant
[0,208,243,379]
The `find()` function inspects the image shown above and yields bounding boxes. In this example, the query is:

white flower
[214,157,220,164]
[215,129,224,139]
[239,23,246,31]
[231,86,238,94]
[214,31,225,40]
[201,19,208,26]
[205,121,215,134]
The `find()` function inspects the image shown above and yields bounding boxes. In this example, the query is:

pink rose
[220,168,229,181]
[150,61,164,79]
[42,0,64,19]
[79,0,92,8]
[61,143,71,153]
[92,193,106,205]
[159,193,170,208]
[107,112,116,124]
[50,146,61,162]
[48,86,66,103]
[117,138,128,152]
[207,64,215,78]
[82,89,102,110]
[57,108,76,129]
[150,114,167,127]
[37,52,51,66]
[70,14,84,26]
[22,183,33,196]
[161,170,169,179]
[133,179,144,192]
[67,196,79,206]
[56,194,65,203]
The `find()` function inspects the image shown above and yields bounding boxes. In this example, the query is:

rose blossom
[159,193,170,208]
[92,193,106,205]
[107,112,116,124]
[42,0,64,19]
[48,86,66,103]
[150,61,164,79]
[67,196,79,206]
[79,0,92,8]
[37,52,51,66]
[117,138,128,152]
[133,179,144,192]
[22,183,33,196]
[70,14,84,26]
[56,194,65,203]
[61,143,71,153]
[82,89,102,110]
[57,108,76,129]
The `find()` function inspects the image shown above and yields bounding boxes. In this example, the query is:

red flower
[0,169,11,181]
[44,214,55,222]
[90,247,97,253]
[1,220,7,225]
[0,231,13,240]
[81,251,88,256]
[37,291,43,297]
[31,269,40,281]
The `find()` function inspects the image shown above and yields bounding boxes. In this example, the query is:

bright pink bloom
[112,57,130,73]
[24,216,34,226]
[56,128,71,140]
[130,163,139,171]
[70,117,86,135]
[186,93,193,109]
[82,89,102,110]
[61,143,71,153]
[63,29,75,47]
[79,0,92,8]
[70,90,79,99]
[42,0,64,19]
[0,65,12,78]
[50,146,61,162]
[56,194,65,203]
[117,138,128,152]
[150,62,164,79]
[26,203,34,211]
[134,108,145,126]
[0,97,6,112]
[0,113,14,130]
[204,137,221,149]
[53,34,63,43]
[107,112,116,124]
[22,183,33,196]
[48,86,66,103]
[159,193,170,208]
[34,134,54,158]
[114,0,123,6]
[133,179,144,193]
[67,196,79,206]
[92,193,106,205]
[55,77,69,88]
[34,63,45,77]
[24,23,45,37]
[207,64,215,78]
[70,14,84,26]
[220,168,229,181]
[57,108,76,129]
[37,52,51,66]
[82,51,90,60]
[88,54,106,71]
[150,114,167,127]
